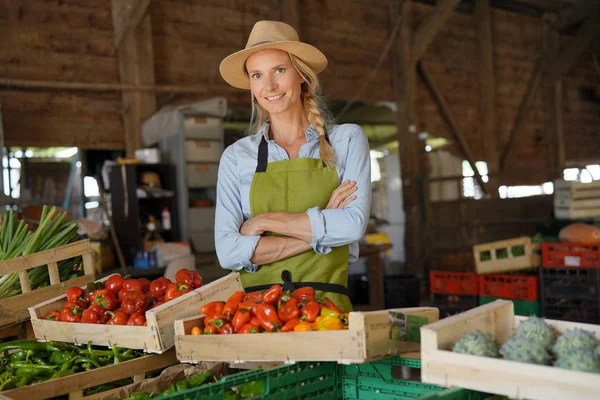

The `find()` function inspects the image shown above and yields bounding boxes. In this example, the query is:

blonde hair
[248,52,335,167]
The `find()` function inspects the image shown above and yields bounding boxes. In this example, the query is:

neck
[268,103,310,145]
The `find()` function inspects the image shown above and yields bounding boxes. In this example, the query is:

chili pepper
[9,350,28,362]
[249,317,261,327]
[176,380,191,392]
[238,323,258,334]
[189,371,214,387]
[238,299,256,311]
[50,368,76,379]
[105,275,126,293]
[200,301,225,317]
[88,303,111,323]
[320,306,343,318]
[66,286,88,305]
[149,277,171,299]
[127,312,147,326]
[277,294,300,322]
[121,291,150,315]
[315,315,345,331]
[74,356,102,369]
[300,300,321,322]
[150,300,165,309]
[164,283,191,302]
[322,297,344,314]
[292,287,315,301]
[219,323,234,335]
[244,291,263,303]
[252,303,281,332]
[293,321,313,332]
[44,310,61,321]
[231,309,251,332]
[203,325,218,334]
[262,285,281,304]
[191,326,202,335]
[123,279,144,292]
[127,393,152,400]
[32,355,49,366]
[0,340,47,354]
[93,289,119,311]
[239,380,265,398]
[7,362,58,371]
[14,375,30,388]
[81,308,101,324]
[50,351,73,365]
[61,305,82,323]
[280,317,301,332]
[138,278,151,292]
[175,269,203,289]
[105,310,129,325]
[209,316,228,329]
[14,366,55,378]
[223,291,245,318]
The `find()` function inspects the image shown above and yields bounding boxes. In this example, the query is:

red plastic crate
[479,274,539,301]
[429,271,478,296]
[542,243,600,269]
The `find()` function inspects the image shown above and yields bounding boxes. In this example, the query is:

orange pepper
[191,326,202,335]
[293,321,313,332]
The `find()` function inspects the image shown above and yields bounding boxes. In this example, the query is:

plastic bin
[542,243,600,269]
[430,271,478,296]
[479,296,541,316]
[479,274,538,301]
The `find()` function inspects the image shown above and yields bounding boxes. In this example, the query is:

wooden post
[475,0,499,195]
[112,0,157,157]
[411,0,460,64]
[543,16,562,179]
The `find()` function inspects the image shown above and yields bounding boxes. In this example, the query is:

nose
[264,75,278,92]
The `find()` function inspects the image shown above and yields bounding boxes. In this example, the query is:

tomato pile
[44,269,203,326]
[191,285,349,335]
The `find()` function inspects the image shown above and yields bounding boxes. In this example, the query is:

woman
[215,20,371,312]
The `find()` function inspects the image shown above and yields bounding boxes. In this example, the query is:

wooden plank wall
[0,0,598,180]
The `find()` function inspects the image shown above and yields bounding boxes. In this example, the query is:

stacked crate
[429,271,479,317]
[478,274,540,316]
[540,242,600,324]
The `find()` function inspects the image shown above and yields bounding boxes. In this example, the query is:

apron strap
[255,130,332,173]
[244,269,349,296]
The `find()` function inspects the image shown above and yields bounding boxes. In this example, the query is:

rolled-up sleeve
[214,145,261,272]
[306,125,372,253]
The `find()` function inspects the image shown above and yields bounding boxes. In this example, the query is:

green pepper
[14,366,54,378]
[224,390,241,400]
[9,350,29,362]
[176,380,191,392]
[32,355,49,366]
[6,362,57,371]
[73,356,101,369]
[0,341,46,354]
[14,375,31,388]
[127,392,152,400]
[189,371,214,387]
[50,368,76,379]
[50,351,74,365]
[239,380,265,398]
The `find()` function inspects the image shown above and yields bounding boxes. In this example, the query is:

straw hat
[219,20,328,90]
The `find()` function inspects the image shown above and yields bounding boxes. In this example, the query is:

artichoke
[554,349,600,373]
[499,336,552,365]
[553,329,597,358]
[513,316,554,349]
[453,330,499,358]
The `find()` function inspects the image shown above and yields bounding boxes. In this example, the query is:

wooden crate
[0,239,95,327]
[29,272,242,353]
[1,349,178,400]
[174,307,439,364]
[554,180,600,220]
[420,300,600,400]
[473,236,540,274]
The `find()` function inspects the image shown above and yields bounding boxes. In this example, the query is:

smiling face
[246,49,305,116]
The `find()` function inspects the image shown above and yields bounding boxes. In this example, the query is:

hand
[240,216,266,236]
[326,180,357,209]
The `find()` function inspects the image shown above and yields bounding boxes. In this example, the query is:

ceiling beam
[112,0,152,49]
[0,78,207,93]
[411,0,460,63]
[417,61,488,194]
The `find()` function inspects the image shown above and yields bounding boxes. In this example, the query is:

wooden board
[29,272,243,353]
[473,236,540,274]
[421,300,600,400]
[0,239,95,327]
[175,307,439,364]
[554,180,600,220]
[0,350,177,400]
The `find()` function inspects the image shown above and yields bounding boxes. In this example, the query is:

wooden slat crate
[28,272,242,353]
[1,349,178,400]
[554,180,600,220]
[174,307,439,364]
[420,300,600,400]
[473,236,540,274]
[0,239,95,327]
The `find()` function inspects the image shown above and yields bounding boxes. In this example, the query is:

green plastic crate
[160,361,338,400]
[479,296,541,316]
[418,387,490,400]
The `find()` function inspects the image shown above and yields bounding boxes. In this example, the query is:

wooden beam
[548,9,600,82]
[499,55,545,171]
[281,0,300,36]
[543,18,562,179]
[475,0,499,195]
[411,0,460,63]
[0,78,207,93]
[417,61,488,194]
[549,0,600,31]
[112,0,152,49]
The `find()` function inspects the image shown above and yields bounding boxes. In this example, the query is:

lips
[265,93,285,101]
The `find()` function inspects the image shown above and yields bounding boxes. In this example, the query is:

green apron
[240,134,353,312]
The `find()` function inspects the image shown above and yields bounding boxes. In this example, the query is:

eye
[251,73,261,79]
[275,67,285,74]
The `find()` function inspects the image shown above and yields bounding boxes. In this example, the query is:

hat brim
[219,41,328,90]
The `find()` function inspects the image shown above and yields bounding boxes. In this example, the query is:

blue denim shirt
[214,122,372,272]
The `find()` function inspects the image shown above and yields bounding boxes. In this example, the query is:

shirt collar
[260,122,320,142]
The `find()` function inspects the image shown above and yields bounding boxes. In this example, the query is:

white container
[183,116,223,140]
[135,148,161,163]
[184,140,222,163]
[186,164,218,188]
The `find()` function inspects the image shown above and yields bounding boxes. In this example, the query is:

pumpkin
[558,223,600,244]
